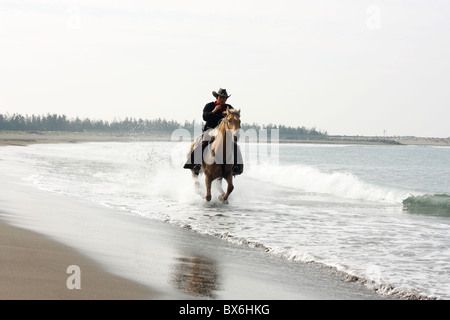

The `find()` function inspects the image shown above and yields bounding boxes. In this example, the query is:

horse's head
[224,107,241,141]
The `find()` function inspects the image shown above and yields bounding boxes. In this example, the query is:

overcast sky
[1,0,449,137]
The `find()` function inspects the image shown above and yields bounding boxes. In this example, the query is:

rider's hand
[212,105,222,114]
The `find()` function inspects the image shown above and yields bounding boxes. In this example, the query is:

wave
[170,220,436,300]
[247,163,409,203]
[402,194,450,217]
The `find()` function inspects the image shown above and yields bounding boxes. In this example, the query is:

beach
[0,219,159,300]
[0,131,172,146]
[0,172,389,300]
[0,132,398,300]
[1,131,449,147]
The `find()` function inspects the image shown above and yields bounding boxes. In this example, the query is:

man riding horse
[183,88,244,176]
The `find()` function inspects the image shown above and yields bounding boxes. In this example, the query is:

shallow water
[1,141,449,299]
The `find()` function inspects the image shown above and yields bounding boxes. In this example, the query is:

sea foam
[246,163,410,203]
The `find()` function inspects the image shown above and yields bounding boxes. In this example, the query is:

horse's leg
[205,175,212,202]
[192,170,200,192]
[220,175,234,202]
[215,178,225,199]
[190,142,200,191]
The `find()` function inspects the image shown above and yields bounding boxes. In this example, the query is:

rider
[183,88,243,176]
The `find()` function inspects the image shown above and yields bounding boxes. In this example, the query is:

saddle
[183,135,243,176]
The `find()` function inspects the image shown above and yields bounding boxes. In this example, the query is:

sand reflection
[171,254,221,298]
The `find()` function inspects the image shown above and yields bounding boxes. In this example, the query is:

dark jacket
[202,102,233,131]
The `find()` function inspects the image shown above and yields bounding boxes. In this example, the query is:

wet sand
[0,219,159,300]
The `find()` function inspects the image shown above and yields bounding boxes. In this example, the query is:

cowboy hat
[212,88,231,98]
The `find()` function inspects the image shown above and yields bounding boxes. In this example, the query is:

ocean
[1,139,449,299]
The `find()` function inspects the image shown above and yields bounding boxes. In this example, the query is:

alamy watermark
[170,124,280,167]
[66,6,82,30]
[367,5,381,30]
[66,265,81,290]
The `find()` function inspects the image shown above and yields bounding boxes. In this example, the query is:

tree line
[0,113,327,138]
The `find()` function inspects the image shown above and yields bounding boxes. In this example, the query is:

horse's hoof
[205,195,212,202]
[219,196,229,204]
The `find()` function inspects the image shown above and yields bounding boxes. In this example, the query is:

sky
[1,0,449,137]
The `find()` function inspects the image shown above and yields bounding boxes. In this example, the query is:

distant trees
[0,113,327,139]
[248,123,327,139]
[0,113,184,133]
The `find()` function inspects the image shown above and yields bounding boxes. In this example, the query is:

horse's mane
[209,110,239,140]
[217,109,240,127]
[228,108,240,115]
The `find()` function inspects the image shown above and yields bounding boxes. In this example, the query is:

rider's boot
[186,140,209,175]
[232,142,243,176]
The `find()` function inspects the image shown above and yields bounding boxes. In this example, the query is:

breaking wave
[247,163,409,203]
[403,193,450,217]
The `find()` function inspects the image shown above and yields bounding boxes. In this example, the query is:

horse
[189,107,241,202]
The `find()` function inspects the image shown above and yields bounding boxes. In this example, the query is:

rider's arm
[203,102,220,122]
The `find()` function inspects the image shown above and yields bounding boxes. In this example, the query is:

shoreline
[0,178,391,300]
[0,142,394,300]
[0,217,160,300]
[1,131,449,147]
